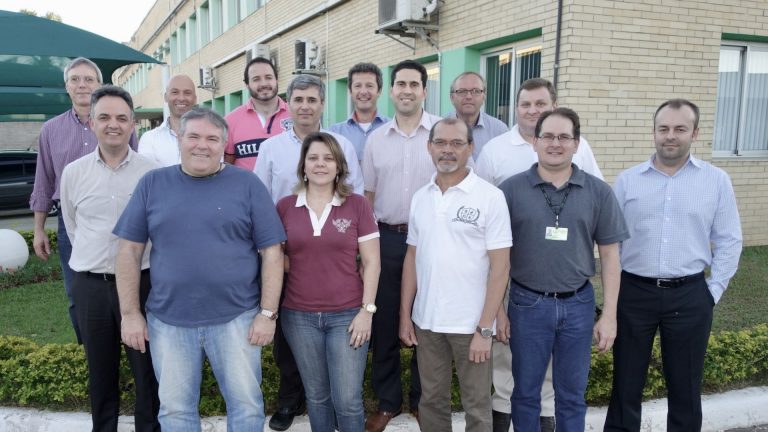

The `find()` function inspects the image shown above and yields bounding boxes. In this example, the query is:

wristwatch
[260,308,279,320]
[362,303,377,313]
[476,326,493,338]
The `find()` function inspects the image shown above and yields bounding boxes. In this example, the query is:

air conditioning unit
[378,0,435,29]
[295,39,322,71]
[245,43,271,63]
[199,66,215,88]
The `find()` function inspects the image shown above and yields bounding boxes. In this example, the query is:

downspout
[553,0,563,91]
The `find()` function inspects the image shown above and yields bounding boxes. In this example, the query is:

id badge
[545,226,568,241]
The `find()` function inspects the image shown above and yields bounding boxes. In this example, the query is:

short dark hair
[654,98,700,129]
[295,132,352,199]
[243,57,278,84]
[90,85,133,117]
[288,74,325,102]
[390,60,427,88]
[179,107,229,143]
[348,62,383,91]
[516,78,557,106]
[450,72,486,92]
[428,118,474,145]
[535,107,580,141]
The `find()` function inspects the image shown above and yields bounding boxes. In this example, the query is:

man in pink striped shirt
[29,57,137,343]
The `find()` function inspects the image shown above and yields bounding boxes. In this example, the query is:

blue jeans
[147,309,265,432]
[57,211,81,343]
[508,281,595,432]
[281,308,367,432]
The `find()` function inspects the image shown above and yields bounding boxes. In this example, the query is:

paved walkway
[1,386,767,431]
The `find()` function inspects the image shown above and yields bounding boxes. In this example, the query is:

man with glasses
[499,108,627,431]
[476,78,604,432]
[30,57,137,344]
[445,72,508,158]
[400,117,511,431]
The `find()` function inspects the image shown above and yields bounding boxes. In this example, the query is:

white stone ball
[0,229,30,273]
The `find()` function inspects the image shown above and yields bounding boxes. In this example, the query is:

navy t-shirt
[114,165,286,327]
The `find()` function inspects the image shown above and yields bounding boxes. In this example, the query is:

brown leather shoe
[365,410,401,432]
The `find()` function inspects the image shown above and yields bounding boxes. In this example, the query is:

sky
[0,0,156,43]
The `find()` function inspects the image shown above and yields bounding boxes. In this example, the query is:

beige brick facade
[115,0,768,246]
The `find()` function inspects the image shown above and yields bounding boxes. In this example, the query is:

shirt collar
[509,124,533,147]
[247,97,288,114]
[93,146,135,169]
[159,117,177,137]
[295,190,343,207]
[68,107,89,126]
[525,163,585,188]
[427,167,478,193]
[348,111,385,125]
[446,111,485,128]
[386,110,435,136]
[641,153,702,174]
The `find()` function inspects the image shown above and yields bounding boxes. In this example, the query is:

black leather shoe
[492,409,511,432]
[540,416,555,432]
[269,402,305,431]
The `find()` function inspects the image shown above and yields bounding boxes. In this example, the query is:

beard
[249,85,278,102]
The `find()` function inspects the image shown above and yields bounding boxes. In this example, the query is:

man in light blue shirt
[328,63,389,162]
[605,99,743,432]
[444,71,509,159]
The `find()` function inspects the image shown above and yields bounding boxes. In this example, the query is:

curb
[1,386,767,431]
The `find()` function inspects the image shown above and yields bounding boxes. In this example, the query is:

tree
[18,9,62,22]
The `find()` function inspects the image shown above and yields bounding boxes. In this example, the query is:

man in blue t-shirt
[114,107,286,431]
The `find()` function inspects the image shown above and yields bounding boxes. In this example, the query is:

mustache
[439,156,457,162]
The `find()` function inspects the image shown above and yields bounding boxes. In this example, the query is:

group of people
[29,54,742,432]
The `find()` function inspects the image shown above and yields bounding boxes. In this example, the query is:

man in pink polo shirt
[224,57,292,171]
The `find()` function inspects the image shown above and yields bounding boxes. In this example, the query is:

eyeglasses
[537,134,576,144]
[67,76,98,85]
[451,88,485,96]
[431,139,470,149]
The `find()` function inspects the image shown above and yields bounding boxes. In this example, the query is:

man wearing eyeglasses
[476,78,604,432]
[499,107,627,431]
[29,57,138,344]
[445,72,509,158]
[400,118,511,431]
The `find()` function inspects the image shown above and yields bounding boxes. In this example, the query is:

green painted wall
[378,65,394,118]
[225,92,242,114]
[326,78,348,126]
[439,48,482,115]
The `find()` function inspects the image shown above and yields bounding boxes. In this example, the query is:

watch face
[365,304,377,313]
[480,328,493,338]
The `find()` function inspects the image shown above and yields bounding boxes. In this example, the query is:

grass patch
[712,246,768,332]
[0,253,62,290]
[0,279,76,345]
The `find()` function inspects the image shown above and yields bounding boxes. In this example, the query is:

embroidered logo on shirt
[280,118,294,131]
[452,206,480,226]
[333,218,352,233]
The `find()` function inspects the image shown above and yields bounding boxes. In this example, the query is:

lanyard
[539,184,572,228]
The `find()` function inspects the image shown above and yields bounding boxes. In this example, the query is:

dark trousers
[370,229,421,412]
[72,271,160,432]
[57,210,82,343]
[604,272,713,432]
[274,311,306,408]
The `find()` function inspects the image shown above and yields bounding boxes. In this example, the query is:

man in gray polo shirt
[499,107,628,431]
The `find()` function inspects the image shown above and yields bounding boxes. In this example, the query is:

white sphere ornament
[0,229,30,273]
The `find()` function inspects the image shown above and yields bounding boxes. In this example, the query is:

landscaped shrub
[1,324,766,414]
[16,229,57,254]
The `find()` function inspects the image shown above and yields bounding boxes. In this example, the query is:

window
[714,42,768,156]
[482,44,541,126]
[178,24,187,61]
[199,3,210,46]
[188,15,198,54]
[424,63,440,115]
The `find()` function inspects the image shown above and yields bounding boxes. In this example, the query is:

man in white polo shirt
[400,118,511,431]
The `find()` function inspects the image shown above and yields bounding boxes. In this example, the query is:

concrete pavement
[1,386,767,431]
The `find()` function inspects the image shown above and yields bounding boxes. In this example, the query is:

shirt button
[84,142,88,146]
[663,239,667,243]
[666,197,671,201]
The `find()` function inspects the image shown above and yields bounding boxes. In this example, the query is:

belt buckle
[656,278,671,288]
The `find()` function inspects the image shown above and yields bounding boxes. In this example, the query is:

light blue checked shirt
[444,111,509,159]
[614,155,742,303]
[328,113,389,162]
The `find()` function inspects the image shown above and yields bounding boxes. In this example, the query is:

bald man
[138,74,198,166]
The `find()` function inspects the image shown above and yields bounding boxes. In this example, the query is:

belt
[623,271,705,288]
[512,279,589,299]
[84,268,149,282]
[378,222,409,234]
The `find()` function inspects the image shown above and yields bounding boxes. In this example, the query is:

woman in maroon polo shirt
[276,132,380,431]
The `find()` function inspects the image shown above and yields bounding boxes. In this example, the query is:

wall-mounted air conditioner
[294,38,322,71]
[199,66,215,88]
[245,43,271,64]
[378,0,436,29]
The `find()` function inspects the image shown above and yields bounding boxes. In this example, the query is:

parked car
[0,150,38,215]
